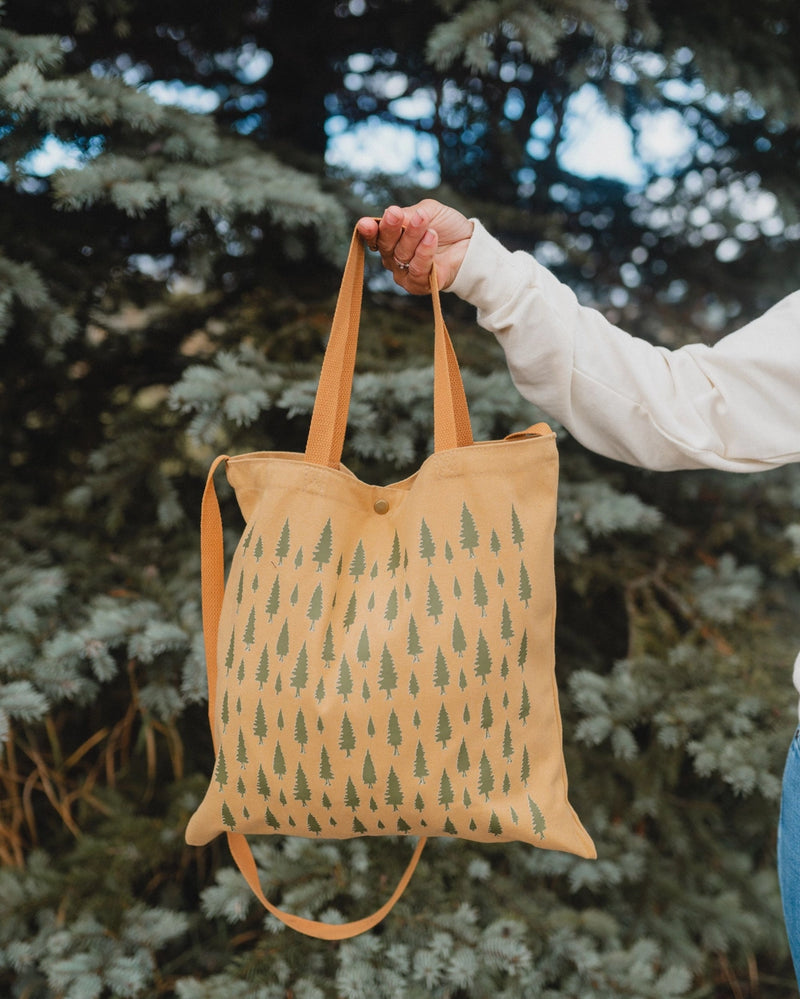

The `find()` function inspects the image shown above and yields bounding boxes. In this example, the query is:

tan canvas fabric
[186,228,595,938]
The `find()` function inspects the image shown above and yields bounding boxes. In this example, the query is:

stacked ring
[393,256,411,272]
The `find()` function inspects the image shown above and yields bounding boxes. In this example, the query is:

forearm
[449,222,800,472]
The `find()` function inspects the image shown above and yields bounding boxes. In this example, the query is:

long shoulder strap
[199,457,427,939]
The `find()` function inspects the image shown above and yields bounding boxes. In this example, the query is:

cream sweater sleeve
[448,221,800,473]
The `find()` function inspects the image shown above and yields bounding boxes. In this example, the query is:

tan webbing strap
[199,457,428,938]
[305,224,472,468]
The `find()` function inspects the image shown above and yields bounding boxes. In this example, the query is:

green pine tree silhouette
[256,644,270,688]
[290,642,309,696]
[511,506,525,550]
[456,737,470,776]
[387,708,403,755]
[356,625,370,667]
[419,519,436,564]
[307,582,323,630]
[312,518,333,571]
[294,763,311,806]
[433,646,450,693]
[478,750,494,801]
[378,643,398,699]
[319,745,334,785]
[343,592,357,632]
[337,653,353,701]
[349,540,366,581]
[435,703,452,748]
[474,629,492,684]
[214,747,228,789]
[473,568,489,616]
[459,502,480,557]
[438,769,454,811]
[339,712,356,757]
[344,775,361,811]
[243,606,256,647]
[387,531,402,576]
[452,614,467,657]
[426,576,443,624]
[275,519,291,564]
[221,802,236,831]
[257,764,270,800]
[385,766,404,811]
[362,750,377,788]
[294,708,308,753]
[414,740,429,783]
[407,615,423,661]
[272,742,286,779]
[253,701,268,743]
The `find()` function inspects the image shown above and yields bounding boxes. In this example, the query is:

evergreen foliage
[2,0,800,996]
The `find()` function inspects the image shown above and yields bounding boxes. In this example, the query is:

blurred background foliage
[1,0,800,996]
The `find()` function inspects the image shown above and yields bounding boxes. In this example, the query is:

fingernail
[422,230,436,246]
[412,211,425,226]
[385,208,401,224]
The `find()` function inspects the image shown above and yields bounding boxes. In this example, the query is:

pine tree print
[386,530,402,577]
[426,576,443,624]
[294,763,311,806]
[349,540,366,582]
[519,682,531,725]
[414,741,429,783]
[312,519,333,571]
[257,764,270,800]
[322,623,336,667]
[472,568,489,616]
[339,712,356,757]
[433,646,450,693]
[407,615,423,661]
[337,653,353,702]
[237,658,245,685]
[290,584,299,606]
[385,766,404,810]
[414,792,425,813]
[251,573,259,594]
[438,770,454,811]
[419,519,436,564]
[490,529,501,556]
[528,796,546,839]
[384,587,398,630]
[275,519,291,564]
[478,750,494,801]
[294,708,308,753]
[362,750,377,788]
[435,703,452,748]
[294,546,304,570]
[500,600,514,645]
[343,592,357,632]
[503,721,514,761]
[256,644,270,688]
[488,811,503,836]
[511,505,525,550]
[224,629,235,674]
[387,709,403,755]
[456,738,470,776]
[236,728,248,767]
[370,560,379,580]
[356,625,370,667]
[352,816,367,834]
[265,807,280,830]
[214,748,228,789]
[480,694,494,736]
[361,679,370,701]
[276,620,289,660]
[242,525,255,551]
[243,606,256,648]
[222,802,236,830]
[319,745,334,785]
[474,629,492,684]
[459,502,480,557]
[254,535,263,561]
[273,742,286,779]
[452,614,467,658]
[497,567,505,587]
[413,709,421,728]
[344,776,361,811]
[520,746,531,787]
[290,642,309,696]
[518,561,532,607]
[253,701,268,743]
[307,814,322,835]
[221,690,230,732]
[518,629,528,668]
[378,644,398,699]
[444,540,454,563]
[235,570,245,609]
[307,583,323,630]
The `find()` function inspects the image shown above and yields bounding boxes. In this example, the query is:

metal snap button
[373,498,389,515]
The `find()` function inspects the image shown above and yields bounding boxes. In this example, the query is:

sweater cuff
[446,219,536,320]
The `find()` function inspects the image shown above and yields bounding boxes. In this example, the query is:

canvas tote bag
[186,226,596,939]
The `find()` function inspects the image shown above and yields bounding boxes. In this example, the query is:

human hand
[356,200,474,294]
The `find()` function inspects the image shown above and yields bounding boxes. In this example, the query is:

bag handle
[304,224,473,468]
[200,457,427,939]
